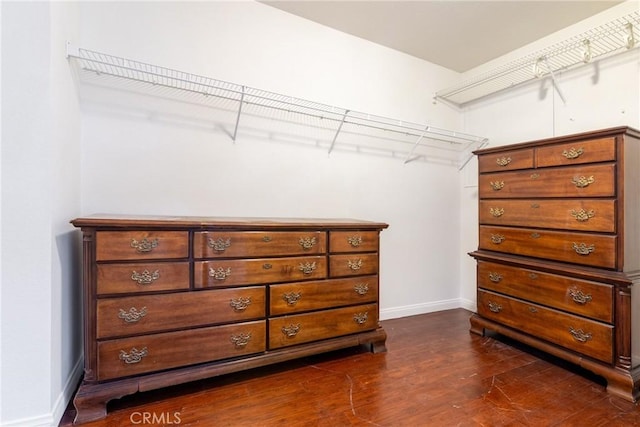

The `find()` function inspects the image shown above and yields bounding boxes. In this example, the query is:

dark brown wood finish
[70,216,388,424]
[471,126,640,402]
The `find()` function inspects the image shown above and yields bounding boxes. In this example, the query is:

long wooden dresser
[70,215,388,424]
[470,126,640,401]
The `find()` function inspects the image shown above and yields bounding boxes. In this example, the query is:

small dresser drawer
[96,231,189,261]
[329,231,379,253]
[477,261,613,323]
[479,226,617,268]
[268,304,378,349]
[477,290,613,363]
[478,164,616,199]
[194,256,327,288]
[97,320,266,381]
[97,262,190,295]
[329,254,379,278]
[193,231,326,258]
[270,276,378,315]
[536,137,616,167]
[478,148,534,173]
[96,286,266,339]
[478,199,616,233]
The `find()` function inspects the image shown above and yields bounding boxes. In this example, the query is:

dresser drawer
[268,304,378,349]
[97,320,266,381]
[478,199,616,232]
[477,261,613,323]
[97,287,266,339]
[478,164,615,199]
[478,148,534,172]
[193,231,326,258]
[477,290,613,363]
[329,254,379,277]
[270,276,378,315]
[536,137,616,167]
[194,256,327,288]
[97,262,190,295]
[96,231,189,261]
[329,231,379,253]
[479,226,617,268]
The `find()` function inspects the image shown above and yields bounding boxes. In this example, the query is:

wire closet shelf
[435,10,640,107]
[66,43,488,169]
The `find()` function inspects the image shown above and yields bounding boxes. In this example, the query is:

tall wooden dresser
[70,215,388,424]
[469,126,640,401]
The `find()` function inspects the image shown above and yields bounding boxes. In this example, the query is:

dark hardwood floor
[60,309,640,426]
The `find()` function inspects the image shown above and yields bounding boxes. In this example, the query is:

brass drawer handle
[230,297,251,312]
[572,175,595,188]
[282,324,300,338]
[353,312,369,325]
[131,269,160,285]
[262,235,272,242]
[490,234,505,244]
[496,157,511,166]
[569,327,592,343]
[530,203,540,208]
[209,267,231,280]
[572,242,595,255]
[529,273,538,280]
[282,291,301,306]
[262,263,272,270]
[570,209,595,222]
[118,307,147,323]
[569,287,593,305]
[348,235,362,247]
[354,283,369,295]
[488,272,502,283]
[562,147,584,159]
[119,347,148,364]
[348,259,363,271]
[230,332,251,348]
[299,262,317,275]
[528,306,538,313]
[530,173,540,179]
[530,232,541,239]
[208,237,231,252]
[299,236,317,250]
[130,238,158,253]
[490,207,504,218]
[490,181,504,191]
[488,301,502,313]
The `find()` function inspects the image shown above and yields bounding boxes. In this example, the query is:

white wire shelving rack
[435,10,640,107]
[66,43,488,169]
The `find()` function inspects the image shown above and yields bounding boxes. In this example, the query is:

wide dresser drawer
[477,290,613,363]
[97,287,266,339]
[536,137,616,167]
[477,261,613,323]
[193,231,326,258]
[97,262,190,295]
[97,320,266,381]
[269,304,378,349]
[96,231,189,261]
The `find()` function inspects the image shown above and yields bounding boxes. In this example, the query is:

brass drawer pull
[348,235,362,247]
[490,181,504,191]
[299,262,317,275]
[208,237,231,252]
[569,287,593,305]
[496,157,512,166]
[528,306,538,313]
[119,347,148,364]
[354,283,369,295]
[282,292,302,306]
[490,207,504,218]
[570,209,595,222]
[348,259,363,271]
[530,232,541,239]
[118,307,147,323]
[488,272,502,283]
[282,324,300,338]
[569,327,592,343]
[530,203,540,209]
[130,238,158,253]
[209,267,231,280]
[230,297,252,312]
[530,173,540,179]
[262,263,272,270]
[529,273,538,280]
[572,242,595,255]
[488,301,502,313]
[230,332,251,348]
[131,269,160,285]
[262,235,272,242]
[299,236,317,250]
[572,175,595,188]
[562,147,584,159]
[353,312,368,325]
[490,234,505,244]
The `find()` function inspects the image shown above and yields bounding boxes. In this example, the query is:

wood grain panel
[329,254,379,278]
[329,231,379,253]
[96,231,188,261]
[478,148,534,172]
[536,137,616,167]
[97,262,190,295]
[193,231,326,258]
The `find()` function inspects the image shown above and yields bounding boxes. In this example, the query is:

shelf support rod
[543,56,567,105]
[232,86,245,142]
[328,110,349,155]
[404,127,429,164]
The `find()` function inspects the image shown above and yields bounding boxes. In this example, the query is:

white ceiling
[261,1,624,72]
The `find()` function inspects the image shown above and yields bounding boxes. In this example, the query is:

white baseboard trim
[380,298,465,320]
[2,355,83,427]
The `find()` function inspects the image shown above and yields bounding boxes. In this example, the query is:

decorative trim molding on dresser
[469,126,640,402]
[70,216,388,424]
